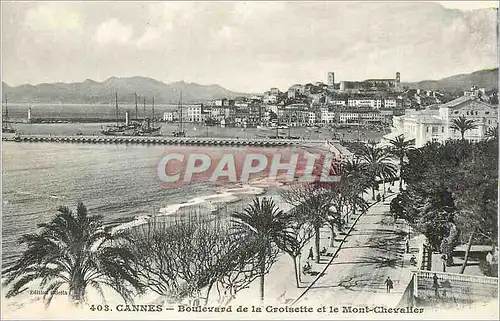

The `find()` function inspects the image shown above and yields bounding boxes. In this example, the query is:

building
[385,95,498,147]
[163,111,175,122]
[320,106,336,124]
[186,105,204,123]
[383,98,397,109]
[348,98,382,108]
[308,111,316,124]
[263,94,278,104]
[327,72,335,87]
[464,85,486,98]
[328,98,347,106]
[270,87,280,96]
[339,72,402,93]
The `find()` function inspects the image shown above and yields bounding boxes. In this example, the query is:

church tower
[328,72,335,87]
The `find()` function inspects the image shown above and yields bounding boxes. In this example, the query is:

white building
[187,105,203,122]
[339,112,359,123]
[348,98,382,108]
[308,112,316,124]
[163,112,174,122]
[384,96,498,147]
[268,105,279,115]
[330,99,347,106]
[320,107,336,124]
[384,98,397,108]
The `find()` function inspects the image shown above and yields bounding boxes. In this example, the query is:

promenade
[226,184,422,308]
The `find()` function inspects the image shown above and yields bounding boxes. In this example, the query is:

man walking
[433,273,439,297]
[307,247,314,260]
[384,277,394,293]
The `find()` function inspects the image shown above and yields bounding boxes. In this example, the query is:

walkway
[294,187,423,307]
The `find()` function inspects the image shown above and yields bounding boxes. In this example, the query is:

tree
[281,183,333,264]
[388,134,415,190]
[488,92,498,105]
[230,197,295,304]
[214,234,278,306]
[132,214,235,306]
[278,208,314,288]
[358,144,397,199]
[3,202,142,307]
[400,138,497,270]
[485,126,498,140]
[168,215,234,306]
[451,115,477,140]
[131,221,181,298]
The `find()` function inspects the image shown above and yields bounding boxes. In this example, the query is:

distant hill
[1,77,251,103]
[403,68,498,92]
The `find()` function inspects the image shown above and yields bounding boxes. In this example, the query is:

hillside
[1,77,250,104]
[403,68,498,92]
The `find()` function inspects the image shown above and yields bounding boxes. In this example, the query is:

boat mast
[115,92,119,126]
[135,92,138,121]
[152,97,155,128]
[4,95,8,122]
[179,91,183,133]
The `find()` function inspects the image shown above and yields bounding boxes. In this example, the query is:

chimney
[28,108,32,123]
[125,111,130,126]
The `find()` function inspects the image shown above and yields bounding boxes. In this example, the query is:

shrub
[479,260,498,277]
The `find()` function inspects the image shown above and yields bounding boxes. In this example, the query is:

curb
[291,192,398,305]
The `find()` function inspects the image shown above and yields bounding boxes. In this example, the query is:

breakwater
[3,134,327,147]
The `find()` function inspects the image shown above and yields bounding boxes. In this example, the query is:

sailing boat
[172,91,186,137]
[137,97,161,136]
[2,95,16,134]
[101,92,128,135]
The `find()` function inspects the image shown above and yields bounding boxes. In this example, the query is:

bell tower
[328,72,335,87]
[395,72,401,91]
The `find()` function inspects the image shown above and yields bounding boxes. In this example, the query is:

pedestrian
[433,273,439,297]
[405,239,410,254]
[307,247,314,260]
[384,277,393,293]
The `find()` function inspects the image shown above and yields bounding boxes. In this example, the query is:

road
[296,198,414,307]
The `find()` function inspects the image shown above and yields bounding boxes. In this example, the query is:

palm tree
[485,126,498,140]
[3,202,142,307]
[281,183,332,264]
[451,116,477,140]
[230,197,294,304]
[388,134,415,191]
[358,144,398,200]
[342,157,370,195]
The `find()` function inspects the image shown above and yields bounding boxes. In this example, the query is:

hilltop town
[163,71,498,143]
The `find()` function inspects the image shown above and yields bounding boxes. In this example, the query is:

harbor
[2,133,325,147]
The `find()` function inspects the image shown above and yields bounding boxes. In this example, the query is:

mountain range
[2,68,498,103]
[1,77,250,104]
[403,68,498,93]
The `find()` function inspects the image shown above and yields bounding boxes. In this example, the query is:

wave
[111,185,265,234]
[14,190,65,200]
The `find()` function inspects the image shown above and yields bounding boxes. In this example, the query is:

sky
[1,1,499,93]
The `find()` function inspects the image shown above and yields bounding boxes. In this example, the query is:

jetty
[2,134,332,148]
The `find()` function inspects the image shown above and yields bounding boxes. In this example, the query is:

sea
[4,103,184,121]
[1,103,386,267]
[1,141,287,267]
